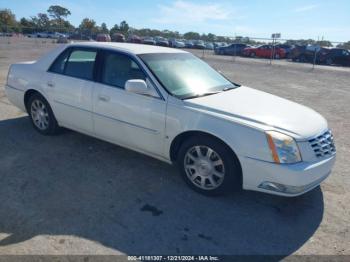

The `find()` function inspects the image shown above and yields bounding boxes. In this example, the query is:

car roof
[68,41,187,55]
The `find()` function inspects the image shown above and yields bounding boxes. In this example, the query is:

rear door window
[65,49,97,80]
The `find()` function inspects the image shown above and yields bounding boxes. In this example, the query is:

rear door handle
[98,95,110,102]
[47,81,55,87]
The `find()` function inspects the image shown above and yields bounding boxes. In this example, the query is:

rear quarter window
[49,49,70,74]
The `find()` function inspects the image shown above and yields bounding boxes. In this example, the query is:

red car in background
[243,45,286,59]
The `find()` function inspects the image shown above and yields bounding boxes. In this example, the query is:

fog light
[258,182,286,193]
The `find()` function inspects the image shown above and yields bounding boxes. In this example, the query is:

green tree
[36,13,50,30]
[47,5,71,20]
[47,5,71,29]
[206,33,216,42]
[20,17,36,34]
[119,20,129,34]
[183,31,200,40]
[100,22,109,34]
[0,9,18,32]
[337,41,350,50]
[110,24,120,35]
[79,18,97,37]
[315,40,332,47]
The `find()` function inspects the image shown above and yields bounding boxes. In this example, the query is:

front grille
[309,130,336,158]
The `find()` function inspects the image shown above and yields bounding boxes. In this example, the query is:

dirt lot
[0,37,349,256]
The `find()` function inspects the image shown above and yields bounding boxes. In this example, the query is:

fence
[1,26,348,70]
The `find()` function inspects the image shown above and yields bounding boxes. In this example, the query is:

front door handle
[47,81,55,87]
[98,95,110,102]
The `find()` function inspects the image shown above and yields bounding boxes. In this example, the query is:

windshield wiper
[182,91,222,100]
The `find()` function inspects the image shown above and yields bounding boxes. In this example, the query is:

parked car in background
[56,36,68,44]
[215,43,248,56]
[5,42,335,197]
[193,40,206,49]
[155,36,169,47]
[214,42,227,49]
[185,40,194,48]
[128,35,142,44]
[205,43,214,50]
[169,39,185,48]
[111,33,125,42]
[96,34,111,42]
[243,45,286,59]
[275,44,293,58]
[318,48,350,66]
[37,32,51,38]
[142,37,156,45]
[68,33,92,41]
[0,32,13,37]
[290,45,324,63]
[36,32,66,39]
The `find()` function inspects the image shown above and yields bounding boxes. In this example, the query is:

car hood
[184,86,327,140]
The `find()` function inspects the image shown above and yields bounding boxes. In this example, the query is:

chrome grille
[309,130,336,158]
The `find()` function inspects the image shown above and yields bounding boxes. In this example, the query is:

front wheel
[177,136,241,196]
[27,93,60,135]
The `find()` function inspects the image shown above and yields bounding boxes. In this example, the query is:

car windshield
[138,53,238,99]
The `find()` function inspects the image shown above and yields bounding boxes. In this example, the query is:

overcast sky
[1,0,349,41]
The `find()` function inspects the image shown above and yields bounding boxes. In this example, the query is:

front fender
[165,101,272,163]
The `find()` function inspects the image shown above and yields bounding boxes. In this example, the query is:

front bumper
[240,155,336,197]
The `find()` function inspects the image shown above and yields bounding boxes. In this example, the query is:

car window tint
[65,49,97,80]
[102,52,146,89]
[49,49,70,74]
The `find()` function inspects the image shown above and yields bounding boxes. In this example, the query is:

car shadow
[0,116,324,256]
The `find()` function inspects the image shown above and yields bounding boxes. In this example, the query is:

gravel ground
[0,38,349,257]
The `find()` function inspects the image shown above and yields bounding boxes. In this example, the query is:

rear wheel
[27,93,60,135]
[326,58,333,65]
[299,55,306,63]
[177,136,241,196]
[250,52,256,58]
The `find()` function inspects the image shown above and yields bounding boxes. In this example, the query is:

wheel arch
[24,89,47,112]
[170,130,241,164]
[170,130,243,187]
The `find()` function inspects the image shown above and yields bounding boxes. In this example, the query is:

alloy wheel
[184,145,225,190]
[30,99,49,130]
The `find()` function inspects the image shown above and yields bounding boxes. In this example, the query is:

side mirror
[125,79,156,97]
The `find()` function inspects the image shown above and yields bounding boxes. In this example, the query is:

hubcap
[184,145,225,190]
[31,99,49,130]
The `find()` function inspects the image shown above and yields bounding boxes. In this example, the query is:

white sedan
[5,42,336,196]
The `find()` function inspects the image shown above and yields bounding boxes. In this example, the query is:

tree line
[0,5,349,49]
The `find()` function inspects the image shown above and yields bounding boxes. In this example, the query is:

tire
[275,54,280,59]
[299,55,306,63]
[177,135,241,196]
[250,52,256,58]
[27,93,60,135]
[326,58,333,65]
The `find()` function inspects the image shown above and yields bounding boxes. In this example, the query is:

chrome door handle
[98,95,110,102]
[47,81,55,87]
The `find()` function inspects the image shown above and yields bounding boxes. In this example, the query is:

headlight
[266,131,302,164]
